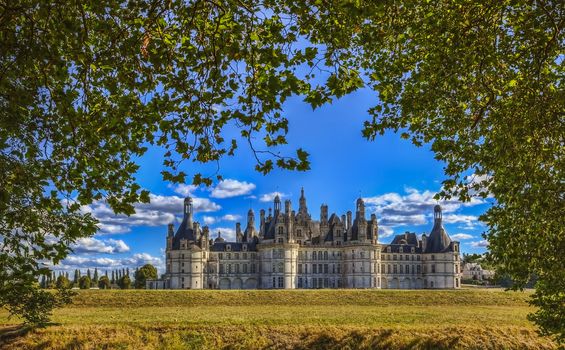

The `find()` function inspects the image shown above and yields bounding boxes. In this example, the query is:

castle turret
[274,195,281,215]
[298,187,308,215]
[184,197,193,228]
[245,209,256,241]
[320,204,328,224]
[236,222,243,242]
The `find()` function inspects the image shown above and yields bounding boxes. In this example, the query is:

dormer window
[399,247,403,253]
[278,227,284,235]
[243,244,248,251]
[226,245,232,252]
[411,247,415,253]
[387,246,391,253]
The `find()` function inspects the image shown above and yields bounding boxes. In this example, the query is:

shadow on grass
[0,322,61,349]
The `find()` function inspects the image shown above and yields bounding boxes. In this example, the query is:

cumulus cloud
[378,226,395,238]
[259,192,286,202]
[443,214,479,229]
[470,240,489,248]
[171,184,197,197]
[210,227,237,241]
[55,253,164,274]
[71,238,130,254]
[87,193,221,235]
[203,216,216,225]
[363,187,484,229]
[210,179,256,198]
[451,233,474,241]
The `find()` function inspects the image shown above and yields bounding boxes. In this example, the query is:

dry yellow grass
[0,289,557,349]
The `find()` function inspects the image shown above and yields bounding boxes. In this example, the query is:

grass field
[0,289,557,349]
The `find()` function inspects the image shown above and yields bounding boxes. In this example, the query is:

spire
[274,194,281,213]
[167,223,174,237]
[426,205,452,253]
[356,198,365,219]
[434,204,442,224]
[299,187,308,214]
[184,196,193,226]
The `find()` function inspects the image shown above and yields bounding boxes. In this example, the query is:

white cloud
[171,184,197,197]
[470,240,489,248]
[259,192,286,202]
[443,214,479,229]
[71,238,130,254]
[86,193,221,235]
[56,253,164,274]
[210,179,256,198]
[451,233,474,241]
[221,214,241,221]
[210,227,237,242]
[203,216,216,225]
[363,187,484,229]
[378,226,394,238]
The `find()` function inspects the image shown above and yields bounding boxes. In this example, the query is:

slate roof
[210,241,258,252]
[172,215,197,249]
[424,205,454,253]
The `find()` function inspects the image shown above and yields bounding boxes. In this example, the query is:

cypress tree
[126,267,130,277]
[73,269,79,285]
[40,275,46,289]
[87,268,91,279]
[111,271,115,284]
[93,268,99,284]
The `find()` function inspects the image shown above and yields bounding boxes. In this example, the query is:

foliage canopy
[0,0,562,341]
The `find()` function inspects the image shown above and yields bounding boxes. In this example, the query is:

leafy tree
[119,275,131,290]
[98,276,111,290]
[79,276,91,290]
[56,275,71,289]
[1,0,562,341]
[134,264,158,289]
[73,270,80,287]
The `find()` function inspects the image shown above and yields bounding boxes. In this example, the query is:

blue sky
[58,88,491,274]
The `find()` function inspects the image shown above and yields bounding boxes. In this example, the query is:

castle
[147,189,462,289]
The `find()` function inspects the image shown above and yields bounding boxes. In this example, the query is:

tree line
[38,264,158,290]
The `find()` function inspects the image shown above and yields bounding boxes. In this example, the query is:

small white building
[462,262,495,281]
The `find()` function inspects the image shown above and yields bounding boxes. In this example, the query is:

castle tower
[298,187,308,215]
[245,209,256,241]
[184,197,193,227]
[274,195,281,215]
[236,222,243,242]
[167,223,174,250]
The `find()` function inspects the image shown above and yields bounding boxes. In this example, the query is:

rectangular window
[298,277,303,288]
[400,265,403,274]
[319,264,323,274]
[243,264,248,273]
[298,264,303,274]
[313,264,317,274]
[272,277,276,288]
[393,265,397,274]
[305,264,308,274]
[219,264,224,273]
[278,276,283,288]
[236,264,240,273]
[432,265,436,273]
[337,264,341,274]
[393,254,397,261]
[243,253,247,259]
[417,265,421,274]
[235,253,239,259]
[324,264,328,274]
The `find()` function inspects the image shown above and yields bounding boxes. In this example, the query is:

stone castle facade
[147,189,462,289]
